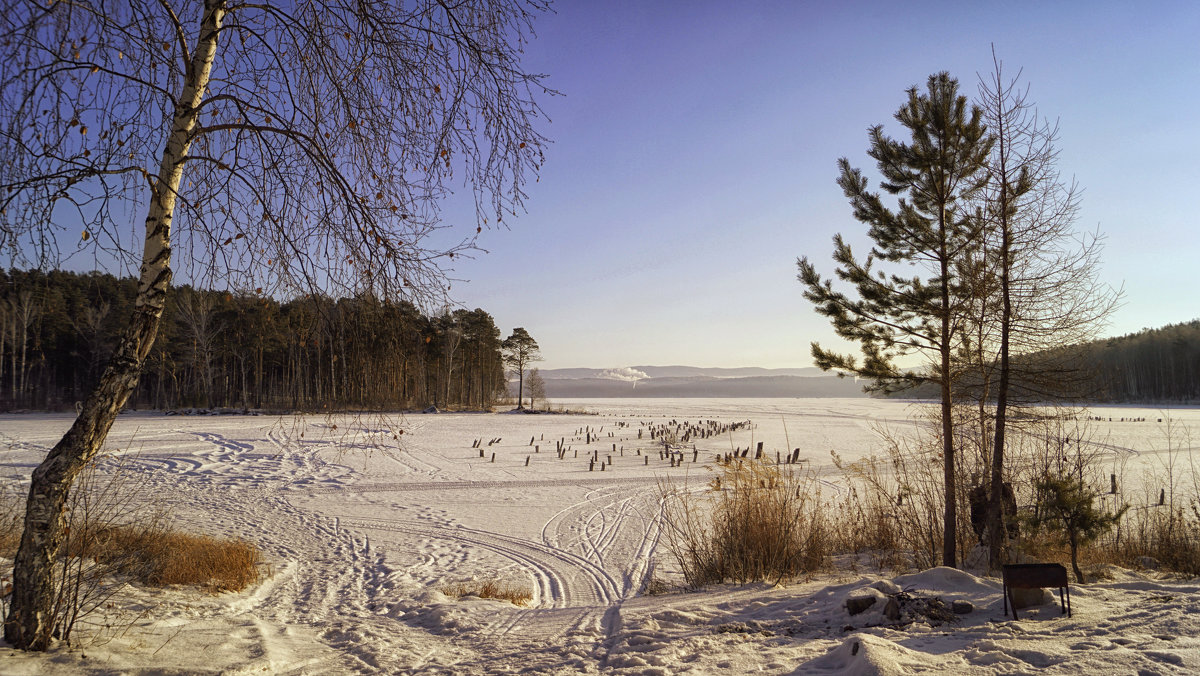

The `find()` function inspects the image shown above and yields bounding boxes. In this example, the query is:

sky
[431,0,1200,370]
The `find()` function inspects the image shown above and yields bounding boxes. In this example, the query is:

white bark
[5,0,225,649]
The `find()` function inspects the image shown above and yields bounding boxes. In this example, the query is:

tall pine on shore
[798,72,993,568]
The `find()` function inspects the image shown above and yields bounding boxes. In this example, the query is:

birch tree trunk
[16,291,37,401]
[3,1,224,649]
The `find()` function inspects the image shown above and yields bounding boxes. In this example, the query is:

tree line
[0,268,511,412]
[1076,320,1200,403]
[884,319,1200,405]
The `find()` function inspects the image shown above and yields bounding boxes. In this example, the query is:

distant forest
[885,320,1200,405]
[1080,320,1200,403]
[0,269,507,412]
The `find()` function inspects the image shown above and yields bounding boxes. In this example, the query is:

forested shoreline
[2,269,1197,412]
[883,321,1200,406]
[1079,320,1200,403]
[0,269,508,412]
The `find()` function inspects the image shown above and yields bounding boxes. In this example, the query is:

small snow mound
[804,633,980,676]
[895,566,997,596]
[844,587,888,617]
[870,579,901,595]
[414,589,451,604]
[407,595,509,635]
[651,608,710,628]
[805,634,924,676]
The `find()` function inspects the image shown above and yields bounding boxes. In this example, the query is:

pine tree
[501,327,541,409]
[797,72,993,568]
[1027,473,1126,583]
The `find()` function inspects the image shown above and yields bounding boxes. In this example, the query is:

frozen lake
[4,397,1200,673]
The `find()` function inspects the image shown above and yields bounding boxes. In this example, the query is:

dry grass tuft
[1,454,265,645]
[72,525,263,592]
[1102,506,1200,576]
[3,493,261,593]
[440,579,533,606]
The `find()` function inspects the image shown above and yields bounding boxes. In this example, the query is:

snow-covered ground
[2,398,1199,674]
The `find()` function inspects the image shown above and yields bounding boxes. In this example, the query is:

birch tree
[175,287,219,407]
[526,367,546,409]
[1,0,550,649]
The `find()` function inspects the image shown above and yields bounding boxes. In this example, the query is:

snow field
[1,398,1199,674]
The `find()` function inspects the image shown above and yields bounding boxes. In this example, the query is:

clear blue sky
[444,0,1199,370]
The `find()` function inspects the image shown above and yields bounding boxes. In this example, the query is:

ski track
[122,458,456,672]
[541,484,663,597]
[99,416,674,666]
[340,517,621,608]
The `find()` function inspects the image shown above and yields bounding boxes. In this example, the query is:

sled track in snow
[339,518,620,609]
[541,487,650,577]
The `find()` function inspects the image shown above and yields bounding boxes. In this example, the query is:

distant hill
[539,365,826,380]
[529,366,865,398]
[560,320,1200,404]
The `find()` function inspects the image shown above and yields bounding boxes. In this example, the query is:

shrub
[659,459,828,587]
[1107,505,1200,576]
[829,413,982,572]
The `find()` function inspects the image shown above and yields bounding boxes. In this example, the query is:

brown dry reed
[440,579,533,606]
[659,459,829,588]
[69,525,262,592]
[2,453,264,645]
[1105,506,1200,576]
[3,494,261,594]
[826,408,1200,579]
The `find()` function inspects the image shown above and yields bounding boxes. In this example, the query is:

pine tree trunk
[939,214,957,569]
[1,309,8,402]
[941,364,957,568]
[10,316,17,401]
[4,2,224,650]
[517,368,524,409]
[17,297,29,402]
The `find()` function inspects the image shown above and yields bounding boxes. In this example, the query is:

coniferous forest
[1077,320,1200,403]
[0,268,508,412]
[886,322,1200,406]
